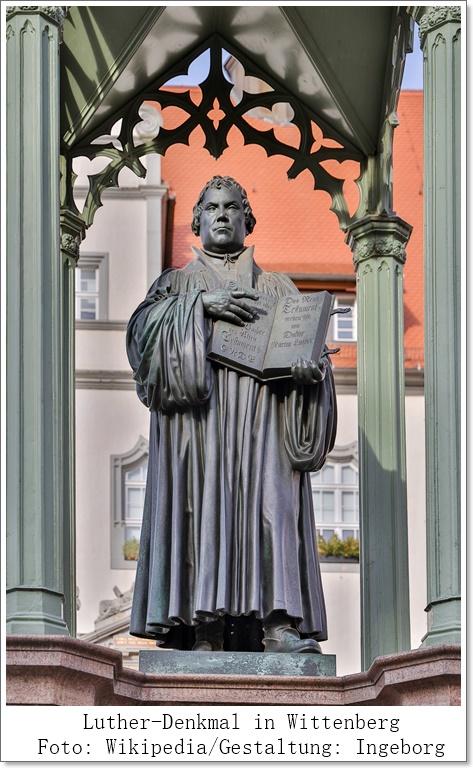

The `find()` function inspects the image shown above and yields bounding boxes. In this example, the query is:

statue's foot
[192,619,224,651]
[263,624,322,654]
[192,640,216,651]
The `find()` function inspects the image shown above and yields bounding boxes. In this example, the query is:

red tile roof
[394,91,424,368]
[162,91,424,368]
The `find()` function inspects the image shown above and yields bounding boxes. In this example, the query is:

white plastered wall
[405,395,428,648]
[76,387,149,632]
[75,170,153,633]
[318,394,360,675]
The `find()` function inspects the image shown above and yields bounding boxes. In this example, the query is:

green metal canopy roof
[61,5,409,156]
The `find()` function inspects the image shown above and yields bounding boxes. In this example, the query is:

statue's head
[192,176,256,254]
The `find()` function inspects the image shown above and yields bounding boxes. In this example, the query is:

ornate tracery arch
[61,37,364,234]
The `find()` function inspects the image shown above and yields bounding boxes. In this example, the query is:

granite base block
[139,650,336,677]
[6,637,461,706]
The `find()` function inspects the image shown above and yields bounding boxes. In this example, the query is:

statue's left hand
[291,357,327,385]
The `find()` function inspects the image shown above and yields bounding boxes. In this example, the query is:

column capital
[410,6,461,46]
[60,209,86,268]
[345,215,412,268]
[6,5,67,25]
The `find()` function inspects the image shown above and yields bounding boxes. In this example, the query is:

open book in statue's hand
[208,290,336,382]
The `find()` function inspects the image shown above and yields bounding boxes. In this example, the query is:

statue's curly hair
[191,176,256,236]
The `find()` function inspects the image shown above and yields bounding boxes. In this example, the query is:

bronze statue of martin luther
[127,176,337,653]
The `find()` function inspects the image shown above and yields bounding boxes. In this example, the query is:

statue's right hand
[202,288,259,326]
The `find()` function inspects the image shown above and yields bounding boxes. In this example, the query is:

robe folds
[127,247,337,643]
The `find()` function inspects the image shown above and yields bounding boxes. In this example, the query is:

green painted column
[413,6,462,646]
[346,215,412,669]
[6,6,70,634]
[60,208,86,637]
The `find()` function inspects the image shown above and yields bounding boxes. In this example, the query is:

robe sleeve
[126,270,213,412]
[283,362,338,472]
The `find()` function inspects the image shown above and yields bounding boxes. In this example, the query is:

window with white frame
[311,446,359,543]
[75,253,109,321]
[76,265,99,319]
[111,437,148,569]
[123,462,147,559]
[331,294,357,342]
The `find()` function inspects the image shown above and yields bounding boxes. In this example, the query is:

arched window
[123,461,147,556]
[311,443,359,542]
[110,436,148,569]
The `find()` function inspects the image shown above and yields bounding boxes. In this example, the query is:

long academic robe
[127,247,337,644]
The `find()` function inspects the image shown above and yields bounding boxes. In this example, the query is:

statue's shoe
[262,626,322,654]
[192,620,224,651]
[192,640,215,651]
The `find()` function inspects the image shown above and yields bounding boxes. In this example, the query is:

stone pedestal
[6,636,460,706]
[140,650,336,677]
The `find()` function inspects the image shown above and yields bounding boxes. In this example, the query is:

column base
[6,619,69,635]
[422,629,461,647]
[422,597,461,647]
[7,588,69,636]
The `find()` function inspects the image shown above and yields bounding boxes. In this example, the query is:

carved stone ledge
[414,6,461,44]
[97,584,134,623]
[75,369,134,391]
[6,5,67,25]
[6,636,460,705]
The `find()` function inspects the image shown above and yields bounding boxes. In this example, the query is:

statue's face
[199,186,247,254]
